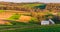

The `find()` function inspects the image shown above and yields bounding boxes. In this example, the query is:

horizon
[0,0,60,3]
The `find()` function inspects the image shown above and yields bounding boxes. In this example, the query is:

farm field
[0,10,30,19]
[0,10,60,32]
[0,2,60,32]
[0,23,60,32]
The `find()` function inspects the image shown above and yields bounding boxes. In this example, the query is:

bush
[52,16,60,24]
[45,13,54,19]
[10,21,27,25]
[34,4,46,9]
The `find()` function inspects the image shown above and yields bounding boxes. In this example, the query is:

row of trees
[46,3,60,12]
[0,6,44,12]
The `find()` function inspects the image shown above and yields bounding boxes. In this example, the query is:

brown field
[18,15,31,23]
[0,10,58,23]
[0,11,14,19]
[0,10,30,19]
[0,10,32,23]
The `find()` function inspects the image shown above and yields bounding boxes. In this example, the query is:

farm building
[41,19,55,25]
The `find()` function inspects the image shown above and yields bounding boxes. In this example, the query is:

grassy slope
[0,24,60,32]
[7,13,21,20]
[0,21,60,32]
[0,18,59,32]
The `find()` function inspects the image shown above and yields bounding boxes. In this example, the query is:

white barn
[41,19,55,25]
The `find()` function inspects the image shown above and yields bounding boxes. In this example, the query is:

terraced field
[0,10,30,19]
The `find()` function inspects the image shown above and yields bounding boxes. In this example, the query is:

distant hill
[0,2,60,12]
[46,3,60,12]
[0,2,46,11]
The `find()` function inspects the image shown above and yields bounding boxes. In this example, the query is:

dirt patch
[0,19,11,25]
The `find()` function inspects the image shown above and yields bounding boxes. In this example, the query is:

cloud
[0,0,60,3]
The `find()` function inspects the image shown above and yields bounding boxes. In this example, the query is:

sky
[0,0,60,3]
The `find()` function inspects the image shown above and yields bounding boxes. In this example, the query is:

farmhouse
[41,19,55,25]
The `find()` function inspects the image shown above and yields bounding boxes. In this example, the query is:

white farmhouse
[41,19,55,25]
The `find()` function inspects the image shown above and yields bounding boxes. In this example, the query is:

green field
[7,13,21,20]
[0,10,5,12]
[0,21,60,32]
[22,4,43,8]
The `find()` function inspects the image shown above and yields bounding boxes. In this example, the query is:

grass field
[0,21,60,32]
[7,13,21,20]
[0,25,60,32]
[0,10,5,13]
[22,4,43,8]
